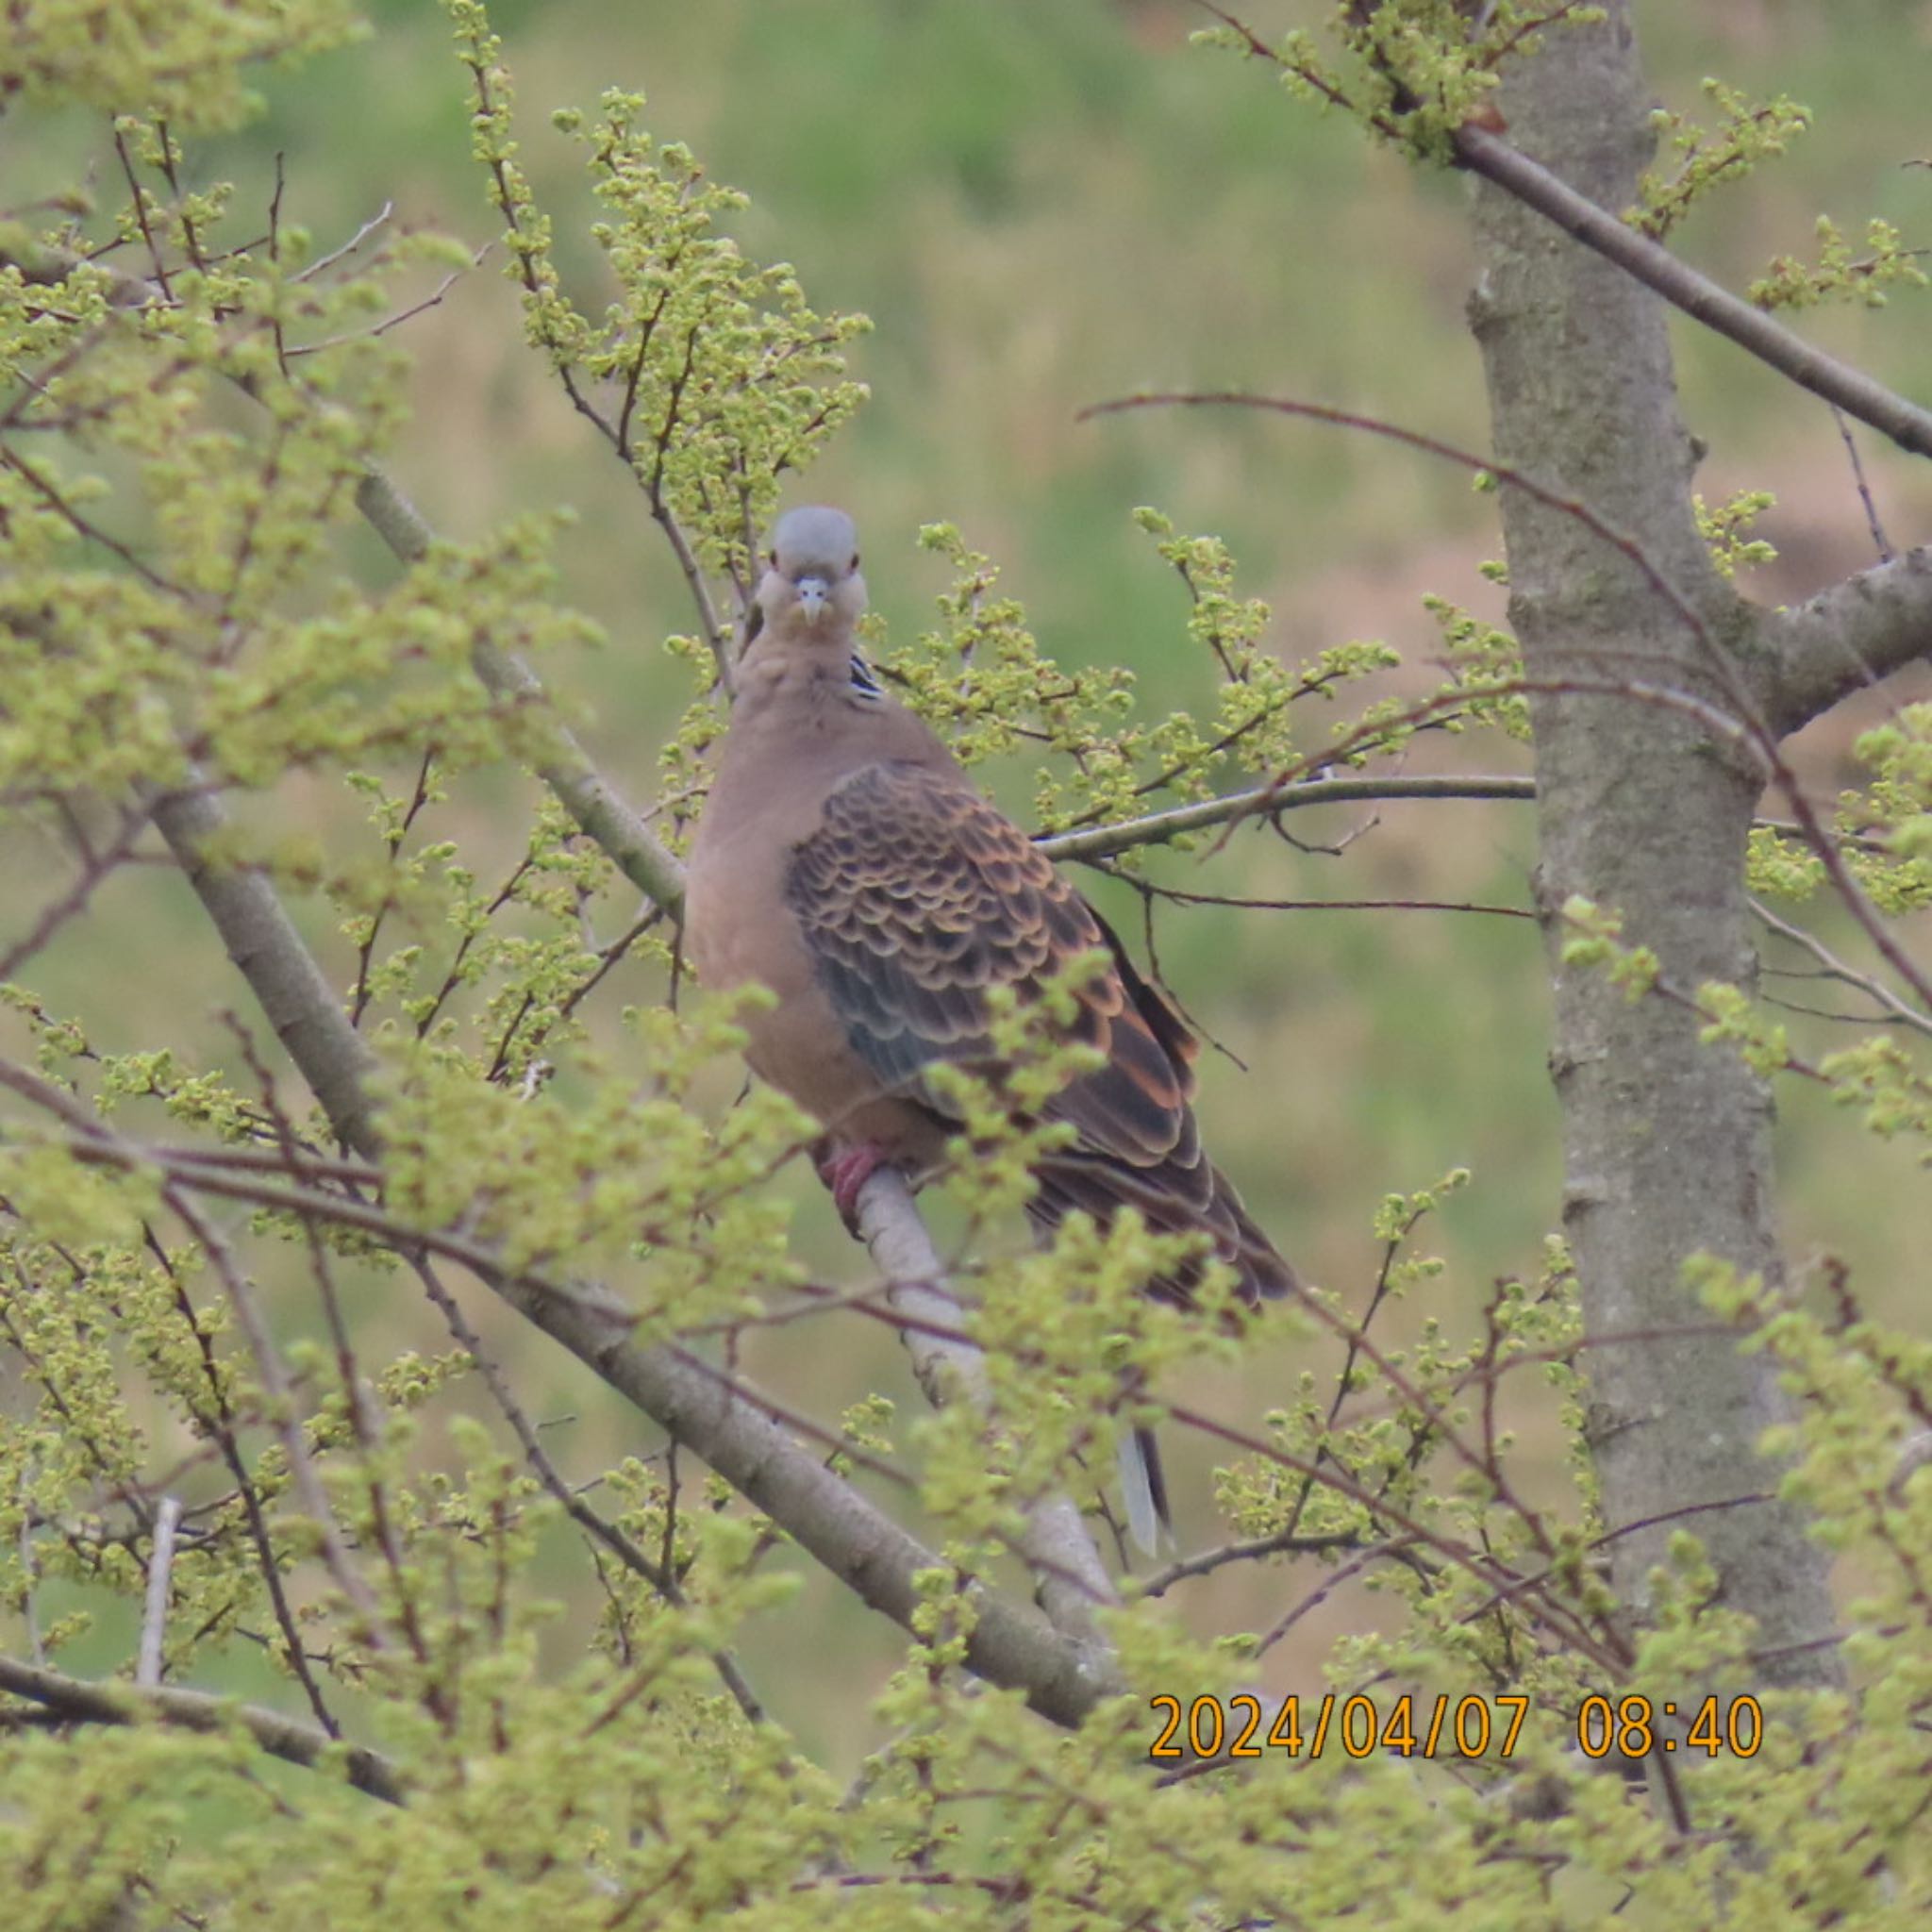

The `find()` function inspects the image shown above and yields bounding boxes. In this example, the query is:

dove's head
[750,506,867,651]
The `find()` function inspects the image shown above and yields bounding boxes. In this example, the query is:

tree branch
[0,1655,406,1806]
[1034,774,1535,864]
[1084,391,1932,1014]
[1450,122,1932,463]
[1196,12,1932,460]
[1450,120,1932,730]
[854,1168,1121,1659]
[1750,896,1932,1040]
[1752,542,1932,737]
[147,781,387,1157]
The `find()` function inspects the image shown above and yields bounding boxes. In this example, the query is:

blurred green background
[7,0,1930,1763]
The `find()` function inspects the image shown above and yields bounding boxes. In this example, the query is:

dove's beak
[795,575,829,625]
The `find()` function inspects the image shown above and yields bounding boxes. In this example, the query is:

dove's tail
[1118,1424,1173,1557]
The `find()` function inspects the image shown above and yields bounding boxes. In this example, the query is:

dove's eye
[850,552,860,570]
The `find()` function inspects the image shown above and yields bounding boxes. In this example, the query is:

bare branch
[1137,1525,1373,1597]
[147,780,387,1157]
[1751,897,1932,1039]
[1035,774,1536,864]
[289,201,394,283]
[1830,408,1893,565]
[286,249,486,358]
[1197,6,1932,459]
[1102,874,1535,920]
[1449,123,1932,462]
[1756,543,1932,737]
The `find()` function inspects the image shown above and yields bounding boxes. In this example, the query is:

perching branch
[134,1496,182,1690]
[854,1167,1121,1661]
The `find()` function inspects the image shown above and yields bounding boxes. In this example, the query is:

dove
[685,506,1293,1548]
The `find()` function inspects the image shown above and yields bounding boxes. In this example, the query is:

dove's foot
[817,1141,893,1235]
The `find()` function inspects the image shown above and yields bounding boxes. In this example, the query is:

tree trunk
[1466,2,1838,1684]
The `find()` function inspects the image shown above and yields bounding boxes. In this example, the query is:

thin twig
[286,250,485,358]
[137,1224,342,1736]
[0,444,185,594]
[1829,407,1894,563]
[111,125,171,299]
[1255,1541,1414,1659]
[1165,1397,1615,1670]
[158,1184,390,1641]
[291,201,394,284]
[0,804,155,980]
[1103,872,1536,921]
[220,1014,451,1702]
[1750,896,1932,1038]
[17,1471,43,1667]
[1138,1525,1371,1596]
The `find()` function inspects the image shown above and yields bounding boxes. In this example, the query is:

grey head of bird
[749,505,867,652]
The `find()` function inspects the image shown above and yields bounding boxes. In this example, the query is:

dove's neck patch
[847,653,884,700]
